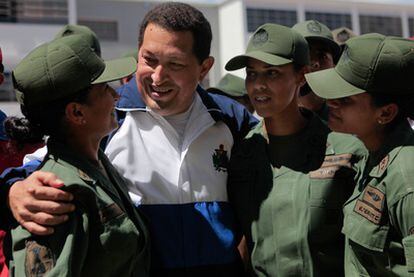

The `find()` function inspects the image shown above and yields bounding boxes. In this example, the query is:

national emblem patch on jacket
[212,144,229,172]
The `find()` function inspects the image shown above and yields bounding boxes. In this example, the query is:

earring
[82,119,86,124]
[377,119,383,124]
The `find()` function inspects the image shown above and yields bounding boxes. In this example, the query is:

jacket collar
[368,120,414,178]
[115,76,227,122]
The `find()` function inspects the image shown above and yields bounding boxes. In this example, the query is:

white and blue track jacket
[110,76,257,269]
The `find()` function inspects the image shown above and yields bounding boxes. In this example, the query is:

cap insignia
[337,30,351,43]
[78,169,94,182]
[252,29,269,46]
[307,21,322,34]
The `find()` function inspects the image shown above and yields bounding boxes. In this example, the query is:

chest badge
[212,144,229,172]
[378,155,389,174]
[354,185,385,224]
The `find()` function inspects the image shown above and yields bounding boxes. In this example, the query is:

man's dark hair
[138,2,212,64]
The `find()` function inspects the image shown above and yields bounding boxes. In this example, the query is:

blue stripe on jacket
[138,201,241,268]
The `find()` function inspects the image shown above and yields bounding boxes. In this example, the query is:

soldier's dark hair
[370,92,414,126]
[138,2,212,64]
[7,86,92,142]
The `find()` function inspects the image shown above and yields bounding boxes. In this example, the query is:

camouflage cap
[55,24,101,57]
[225,23,309,70]
[13,35,136,107]
[305,34,414,99]
[292,20,340,61]
[207,73,246,97]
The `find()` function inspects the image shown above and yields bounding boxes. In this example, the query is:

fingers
[24,212,70,226]
[30,171,66,189]
[21,221,54,236]
[7,170,76,236]
[29,185,74,202]
[26,200,75,215]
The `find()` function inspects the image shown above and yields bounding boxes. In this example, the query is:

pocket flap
[342,211,389,252]
[402,235,414,273]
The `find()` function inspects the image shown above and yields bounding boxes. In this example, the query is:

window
[78,19,118,41]
[247,8,297,32]
[409,17,414,37]
[305,11,352,30]
[0,0,67,24]
[359,15,402,36]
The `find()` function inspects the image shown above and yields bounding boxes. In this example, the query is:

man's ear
[377,103,399,125]
[199,56,214,82]
[297,65,310,88]
[65,102,86,125]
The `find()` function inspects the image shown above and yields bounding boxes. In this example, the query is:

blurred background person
[293,20,340,122]
[332,26,356,53]
[207,73,254,113]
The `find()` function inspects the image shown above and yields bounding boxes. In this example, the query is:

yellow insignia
[78,169,94,182]
[309,153,352,179]
[362,185,385,211]
[354,199,382,224]
[25,241,55,276]
[354,185,386,225]
[378,155,389,174]
[310,165,339,179]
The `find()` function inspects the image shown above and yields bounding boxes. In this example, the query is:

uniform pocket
[402,235,414,273]
[342,203,389,252]
[309,169,354,209]
[99,213,140,253]
[308,178,347,245]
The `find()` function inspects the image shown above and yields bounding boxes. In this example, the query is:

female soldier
[9,35,150,276]
[306,34,414,276]
[225,24,366,276]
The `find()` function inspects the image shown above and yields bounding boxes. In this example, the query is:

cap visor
[225,51,291,71]
[305,68,365,99]
[93,56,136,84]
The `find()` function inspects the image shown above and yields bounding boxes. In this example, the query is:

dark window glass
[246,8,297,32]
[409,17,414,37]
[305,11,352,30]
[359,15,402,36]
[0,0,68,24]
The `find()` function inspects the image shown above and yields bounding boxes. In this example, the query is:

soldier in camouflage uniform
[225,23,366,276]
[9,35,150,276]
[307,33,414,276]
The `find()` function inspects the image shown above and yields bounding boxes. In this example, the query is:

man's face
[298,40,335,111]
[136,23,213,116]
[245,59,303,119]
[309,40,335,72]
